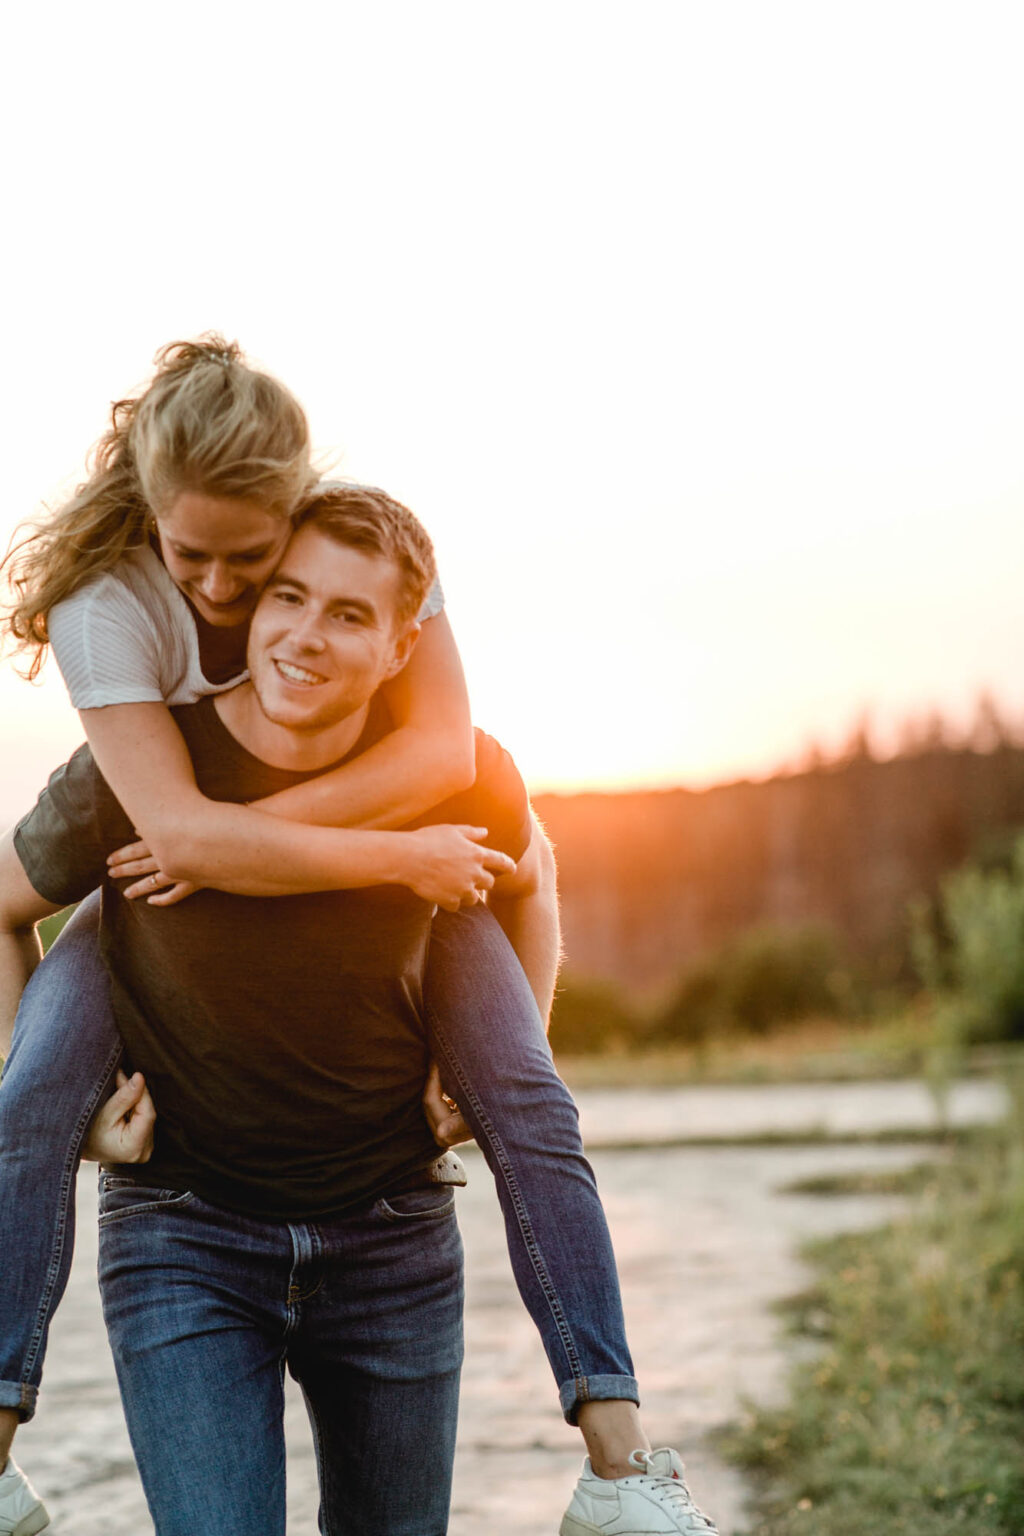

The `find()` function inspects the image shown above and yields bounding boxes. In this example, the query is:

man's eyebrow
[327,597,378,619]
[265,576,378,619]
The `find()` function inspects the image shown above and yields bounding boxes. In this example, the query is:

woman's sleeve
[48,581,168,708]
[417,575,445,623]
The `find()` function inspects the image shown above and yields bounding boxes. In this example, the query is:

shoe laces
[627,1449,719,1532]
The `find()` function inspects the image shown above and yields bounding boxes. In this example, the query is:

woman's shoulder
[50,546,181,630]
[47,547,194,708]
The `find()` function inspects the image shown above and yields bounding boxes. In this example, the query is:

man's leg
[287,1184,465,1536]
[97,1179,292,1536]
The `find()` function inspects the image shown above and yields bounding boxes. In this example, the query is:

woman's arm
[253,613,475,829]
[81,702,512,904]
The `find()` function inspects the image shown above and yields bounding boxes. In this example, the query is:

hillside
[533,745,1024,993]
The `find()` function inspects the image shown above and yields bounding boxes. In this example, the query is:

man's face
[246,524,416,734]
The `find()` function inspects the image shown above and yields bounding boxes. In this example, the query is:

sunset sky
[2,2,1023,827]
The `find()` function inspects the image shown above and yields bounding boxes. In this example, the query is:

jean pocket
[374,1186,457,1223]
[98,1177,195,1226]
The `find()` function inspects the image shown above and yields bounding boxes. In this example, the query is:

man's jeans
[98,1173,463,1536]
[0,898,637,1426]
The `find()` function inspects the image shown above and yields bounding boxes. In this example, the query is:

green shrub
[36,905,77,953]
[548,976,642,1055]
[652,923,854,1044]
[911,833,1024,1043]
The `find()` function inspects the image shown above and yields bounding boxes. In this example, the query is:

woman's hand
[402,825,516,911]
[107,839,201,906]
[82,1069,156,1163]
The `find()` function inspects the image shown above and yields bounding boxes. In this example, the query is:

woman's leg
[0,892,123,1426]
[422,903,639,1426]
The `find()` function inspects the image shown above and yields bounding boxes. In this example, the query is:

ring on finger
[150,873,160,889]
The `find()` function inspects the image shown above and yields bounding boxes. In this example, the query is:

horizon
[0,663,1017,834]
[3,5,1024,819]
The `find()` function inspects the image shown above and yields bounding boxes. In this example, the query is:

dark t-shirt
[15,698,531,1218]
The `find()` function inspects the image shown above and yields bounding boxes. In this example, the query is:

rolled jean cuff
[559,1373,641,1425]
[0,1379,37,1422]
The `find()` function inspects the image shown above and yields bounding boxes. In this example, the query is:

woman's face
[153,491,292,627]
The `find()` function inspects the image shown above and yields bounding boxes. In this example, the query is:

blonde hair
[296,484,437,627]
[2,335,315,678]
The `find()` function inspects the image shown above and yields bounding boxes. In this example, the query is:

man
[0,489,544,1536]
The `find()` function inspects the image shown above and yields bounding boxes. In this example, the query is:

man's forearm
[489,886,561,1027]
[489,830,562,1028]
[0,925,42,1060]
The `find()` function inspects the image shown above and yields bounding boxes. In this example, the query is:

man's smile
[273,659,328,686]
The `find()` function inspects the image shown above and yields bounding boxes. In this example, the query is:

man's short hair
[294,483,437,627]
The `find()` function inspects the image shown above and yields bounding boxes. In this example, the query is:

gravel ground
[11,1081,962,1534]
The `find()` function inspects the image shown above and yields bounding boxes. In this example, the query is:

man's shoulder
[13,741,129,907]
[417,730,532,864]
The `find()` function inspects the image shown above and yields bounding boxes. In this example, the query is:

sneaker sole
[560,1515,603,1536]
[11,1506,50,1536]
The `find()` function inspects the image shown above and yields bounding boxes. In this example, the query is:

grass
[719,1117,1024,1535]
[557,1014,1024,1091]
[778,1160,949,1198]
[556,1010,955,1088]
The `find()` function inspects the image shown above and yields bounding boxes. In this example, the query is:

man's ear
[384,622,421,681]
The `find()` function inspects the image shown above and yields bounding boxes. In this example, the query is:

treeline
[549,831,1024,1054]
[535,732,1024,999]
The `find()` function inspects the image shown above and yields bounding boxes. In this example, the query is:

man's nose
[289,610,327,651]
[198,563,243,603]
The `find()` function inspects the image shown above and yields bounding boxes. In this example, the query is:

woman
[0,338,715,1536]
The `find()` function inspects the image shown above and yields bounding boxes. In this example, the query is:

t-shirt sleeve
[417,730,532,862]
[13,745,133,906]
[48,578,167,708]
[417,575,445,624]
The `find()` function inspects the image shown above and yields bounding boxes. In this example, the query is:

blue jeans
[98,1173,464,1536]
[0,898,637,1425]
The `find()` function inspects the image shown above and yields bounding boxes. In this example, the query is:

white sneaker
[0,1459,49,1536]
[560,1447,718,1535]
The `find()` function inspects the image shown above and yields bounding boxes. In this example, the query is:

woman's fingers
[106,839,156,872]
[122,870,174,900]
[146,881,199,907]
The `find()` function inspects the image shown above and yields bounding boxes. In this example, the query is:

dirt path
[14,1081,973,1534]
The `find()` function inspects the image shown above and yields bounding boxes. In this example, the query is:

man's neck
[213,682,371,773]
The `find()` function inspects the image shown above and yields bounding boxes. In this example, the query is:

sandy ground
[11,1077,983,1534]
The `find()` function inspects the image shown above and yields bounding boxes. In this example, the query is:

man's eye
[234,551,271,565]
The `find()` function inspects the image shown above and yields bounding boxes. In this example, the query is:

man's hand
[404,826,516,912]
[83,1069,156,1163]
[107,839,200,906]
[422,1062,473,1148]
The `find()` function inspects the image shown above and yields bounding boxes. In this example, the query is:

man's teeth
[275,660,324,685]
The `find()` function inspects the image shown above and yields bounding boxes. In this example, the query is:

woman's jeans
[97,1175,464,1536]
[0,896,637,1426]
